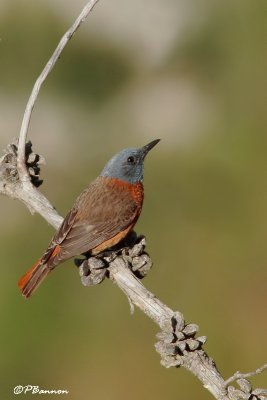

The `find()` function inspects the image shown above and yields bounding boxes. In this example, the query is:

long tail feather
[18,260,51,298]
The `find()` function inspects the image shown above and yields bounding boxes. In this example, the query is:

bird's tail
[18,260,51,298]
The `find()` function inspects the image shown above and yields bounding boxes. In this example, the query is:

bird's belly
[91,224,133,255]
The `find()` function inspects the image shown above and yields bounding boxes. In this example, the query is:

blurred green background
[1,0,267,398]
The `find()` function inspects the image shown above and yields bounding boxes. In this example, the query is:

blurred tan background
[1,0,266,398]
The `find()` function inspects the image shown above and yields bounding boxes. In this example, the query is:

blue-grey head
[100,139,160,184]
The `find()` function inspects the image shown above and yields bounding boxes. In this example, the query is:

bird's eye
[127,156,135,164]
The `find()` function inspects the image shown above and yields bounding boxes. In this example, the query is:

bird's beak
[141,139,160,158]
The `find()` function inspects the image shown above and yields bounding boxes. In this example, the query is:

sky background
[0,0,267,399]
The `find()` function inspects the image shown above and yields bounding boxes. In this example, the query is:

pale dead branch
[1,2,266,399]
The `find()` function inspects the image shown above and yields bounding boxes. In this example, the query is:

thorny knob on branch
[155,314,267,400]
[227,380,267,400]
[76,231,153,286]
[0,140,45,187]
[155,313,207,368]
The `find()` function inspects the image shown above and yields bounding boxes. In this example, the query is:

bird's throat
[104,177,144,206]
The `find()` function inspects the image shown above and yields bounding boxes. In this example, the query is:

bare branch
[5,0,99,222]
[17,0,100,183]
[225,363,267,386]
[109,257,174,327]
[1,1,266,400]
[0,141,62,228]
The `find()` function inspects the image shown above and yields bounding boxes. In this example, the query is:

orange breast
[91,179,144,255]
[106,178,144,206]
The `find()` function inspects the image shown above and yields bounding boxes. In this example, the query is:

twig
[108,257,174,327]
[0,141,62,228]
[7,0,99,224]
[17,0,100,182]
[225,363,267,386]
[1,1,266,400]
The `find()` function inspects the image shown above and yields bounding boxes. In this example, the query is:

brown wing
[44,177,141,268]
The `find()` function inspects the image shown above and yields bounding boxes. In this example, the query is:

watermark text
[14,385,69,395]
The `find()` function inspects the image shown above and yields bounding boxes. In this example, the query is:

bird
[18,139,160,298]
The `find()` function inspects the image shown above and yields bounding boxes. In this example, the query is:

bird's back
[44,176,144,268]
